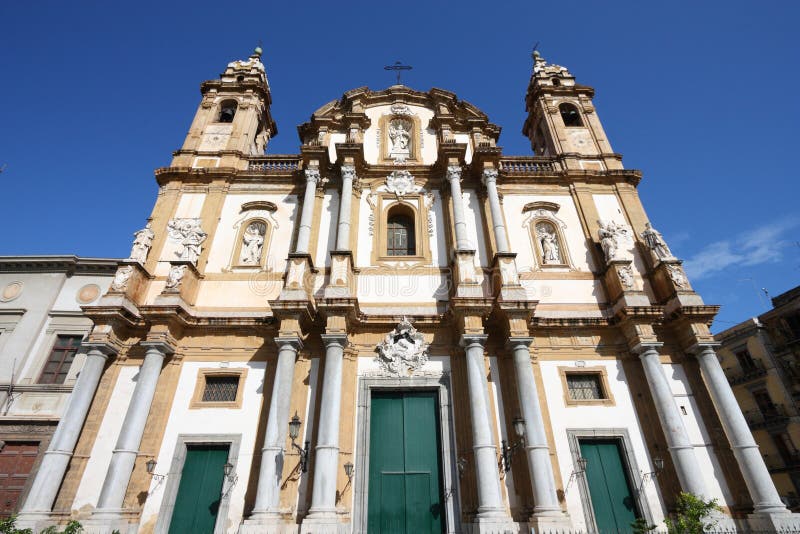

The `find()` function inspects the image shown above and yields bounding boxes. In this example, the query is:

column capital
[506,337,534,351]
[81,342,118,358]
[687,342,721,356]
[482,168,499,185]
[304,168,321,184]
[460,334,488,348]
[446,165,462,182]
[140,340,175,356]
[275,336,303,353]
[630,342,663,356]
[340,164,356,182]
[320,333,348,348]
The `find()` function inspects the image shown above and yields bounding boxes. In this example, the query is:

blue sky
[1,1,798,331]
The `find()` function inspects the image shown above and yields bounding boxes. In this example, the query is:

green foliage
[0,517,81,534]
[631,517,657,533]
[664,492,721,534]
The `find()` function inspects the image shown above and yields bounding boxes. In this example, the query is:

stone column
[508,338,562,518]
[20,345,113,515]
[245,337,302,525]
[296,168,320,254]
[635,344,707,497]
[94,342,170,515]
[462,335,508,522]
[447,165,472,251]
[482,169,510,253]
[336,166,355,250]
[302,334,346,530]
[695,345,789,514]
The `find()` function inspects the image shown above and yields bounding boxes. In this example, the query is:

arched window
[559,103,583,127]
[386,207,416,256]
[218,100,238,123]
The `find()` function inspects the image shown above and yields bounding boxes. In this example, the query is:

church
[14,47,800,533]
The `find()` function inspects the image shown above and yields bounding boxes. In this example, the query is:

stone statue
[375,317,429,376]
[240,222,265,264]
[537,223,561,264]
[598,220,628,263]
[668,265,688,289]
[640,222,674,261]
[128,223,154,263]
[111,265,133,292]
[618,265,634,289]
[388,119,411,162]
[167,219,207,265]
[165,264,187,290]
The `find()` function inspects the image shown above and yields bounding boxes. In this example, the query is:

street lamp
[288,412,310,472]
[344,461,354,481]
[500,416,526,472]
[146,459,166,481]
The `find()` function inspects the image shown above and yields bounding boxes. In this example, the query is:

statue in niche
[240,222,266,265]
[640,222,674,261]
[167,218,207,265]
[128,223,154,263]
[536,222,562,264]
[388,119,412,162]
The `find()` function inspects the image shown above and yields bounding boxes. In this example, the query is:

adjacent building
[0,256,117,516]
[716,285,800,511]
[11,48,800,533]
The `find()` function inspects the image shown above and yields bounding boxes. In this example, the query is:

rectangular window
[566,373,605,400]
[201,376,239,403]
[735,349,757,371]
[38,335,82,384]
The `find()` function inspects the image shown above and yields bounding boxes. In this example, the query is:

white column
[303,334,346,526]
[21,345,113,513]
[296,168,320,254]
[636,344,708,497]
[695,345,789,514]
[249,337,302,518]
[462,335,507,519]
[447,165,472,251]
[94,343,168,514]
[336,166,355,250]
[482,169,510,253]
[508,338,562,516]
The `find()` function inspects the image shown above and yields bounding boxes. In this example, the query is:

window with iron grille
[202,375,240,402]
[38,335,82,385]
[566,373,605,401]
[387,213,415,256]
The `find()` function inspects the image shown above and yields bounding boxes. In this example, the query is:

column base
[14,512,54,531]
[299,511,348,534]
[527,511,571,533]
[80,514,139,534]
[239,513,298,534]
[747,511,800,531]
[466,514,520,534]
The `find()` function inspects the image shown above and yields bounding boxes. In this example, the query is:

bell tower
[522,50,621,170]
[172,46,277,169]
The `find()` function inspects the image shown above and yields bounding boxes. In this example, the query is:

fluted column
[302,334,346,529]
[21,345,113,514]
[508,338,562,516]
[336,166,354,250]
[482,169,509,253]
[462,335,507,519]
[296,168,320,254]
[636,344,708,497]
[447,165,471,251]
[94,342,169,514]
[695,345,788,514]
[249,337,302,519]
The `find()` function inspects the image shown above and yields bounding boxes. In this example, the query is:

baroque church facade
[14,48,800,533]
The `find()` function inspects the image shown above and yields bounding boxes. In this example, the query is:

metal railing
[247,155,301,172]
[745,403,790,429]
[725,359,767,385]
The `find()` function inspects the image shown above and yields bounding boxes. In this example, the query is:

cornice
[0,256,120,275]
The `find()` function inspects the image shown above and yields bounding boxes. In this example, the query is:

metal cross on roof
[384,61,412,85]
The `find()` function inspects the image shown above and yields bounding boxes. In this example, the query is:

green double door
[368,391,444,534]
[580,439,639,533]
[168,445,229,534]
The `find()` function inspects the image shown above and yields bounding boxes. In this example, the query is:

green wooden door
[168,445,229,534]
[368,391,443,534]
[580,439,639,534]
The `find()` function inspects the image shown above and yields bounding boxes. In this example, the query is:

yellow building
[716,285,800,511]
[12,47,800,533]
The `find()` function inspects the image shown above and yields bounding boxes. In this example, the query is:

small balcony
[247,155,301,173]
[725,359,768,385]
[764,451,800,473]
[745,403,790,430]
